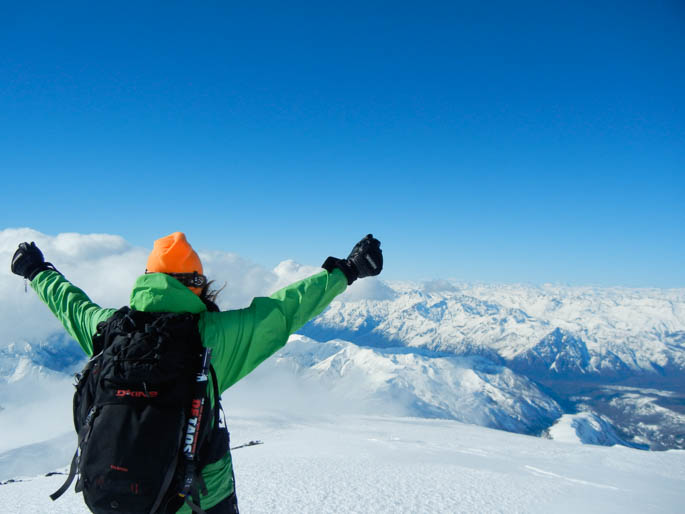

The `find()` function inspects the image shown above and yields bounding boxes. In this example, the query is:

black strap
[199,366,229,465]
[91,306,130,355]
[49,449,79,501]
[174,366,221,514]
[185,495,207,514]
[210,366,221,429]
[149,449,182,514]
[197,474,208,497]
[50,407,98,501]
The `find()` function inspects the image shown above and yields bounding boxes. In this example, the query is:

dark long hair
[199,280,225,312]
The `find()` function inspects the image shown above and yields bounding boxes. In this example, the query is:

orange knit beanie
[146,232,204,294]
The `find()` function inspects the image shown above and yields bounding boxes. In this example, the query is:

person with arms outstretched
[10,232,383,514]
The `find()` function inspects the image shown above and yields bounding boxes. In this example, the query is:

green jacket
[31,267,347,511]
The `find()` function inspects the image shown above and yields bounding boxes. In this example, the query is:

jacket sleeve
[31,270,117,357]
[199,268,348,392]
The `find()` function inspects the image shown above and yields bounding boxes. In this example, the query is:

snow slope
[0,433,75,480]
[1,411,683,513]
[263,336,562,434]
[547,413,630,447]
[0,347,76,455]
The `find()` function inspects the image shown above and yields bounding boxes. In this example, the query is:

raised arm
[11,242,116,356]
[200,235,383,392]
[200,268,348,392]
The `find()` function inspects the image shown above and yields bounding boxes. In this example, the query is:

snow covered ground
[1,410,683,513]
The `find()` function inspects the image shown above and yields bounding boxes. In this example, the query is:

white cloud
[198,250,277,310]
[0,228,147,345]
[339,276,397,301]
[421,279,458,293]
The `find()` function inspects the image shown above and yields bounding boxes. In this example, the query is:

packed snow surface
[1,410,683,513]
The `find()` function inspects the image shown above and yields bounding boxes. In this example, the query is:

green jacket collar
[130,273,207,314]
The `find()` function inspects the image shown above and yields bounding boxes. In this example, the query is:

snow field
[1,411,683,513]
[229,413,684,513]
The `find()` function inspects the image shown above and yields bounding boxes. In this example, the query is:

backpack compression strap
[49,450,79,501]
[50,406,99,501]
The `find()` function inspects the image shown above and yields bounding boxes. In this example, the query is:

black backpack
[51,307,229,514]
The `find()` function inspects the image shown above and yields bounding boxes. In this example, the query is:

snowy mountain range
[306,281,685,376]
[1,278,684,471]
[298,281,685,449]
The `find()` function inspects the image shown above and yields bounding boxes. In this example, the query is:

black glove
[322,234,383,285]
[11,242,58,281]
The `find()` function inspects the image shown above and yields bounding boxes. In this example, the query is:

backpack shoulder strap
[197,365,229,467]
[210,365,221,428]
[91,306,131,356]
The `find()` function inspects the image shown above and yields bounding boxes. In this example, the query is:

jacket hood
[130,273,207,313]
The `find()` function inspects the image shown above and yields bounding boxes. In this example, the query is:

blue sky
[1,1,683,286]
